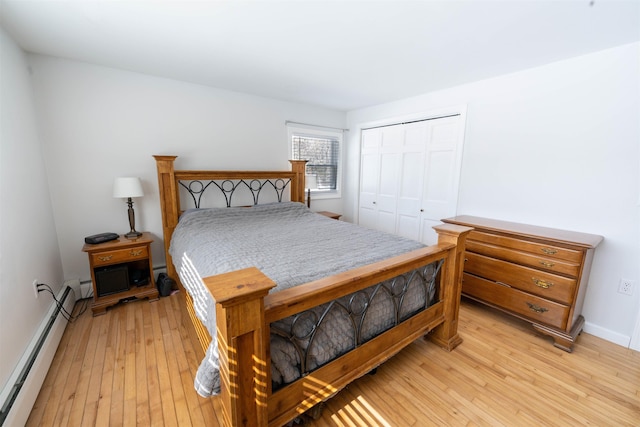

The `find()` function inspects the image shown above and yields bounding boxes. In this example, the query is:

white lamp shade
[113,177,144,198]
[305,174,318,190]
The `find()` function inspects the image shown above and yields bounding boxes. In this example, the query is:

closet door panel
[430,116,460,147]
[381,125,404,149]
[361,128,381,150]
[396,121,428,240]
[422,149,455,220]
[358,208,378,230]
[378,123,403,217]
[403,122,428,148]
[420,219,440,245]
[421,116,463,222]
[358,149,379,230]
[360,153,379,195]
[396,150,424,240]
[376,152,400,233]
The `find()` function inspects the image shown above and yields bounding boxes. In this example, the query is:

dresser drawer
[91,245,149,267]
[466,240,581,277]
[462,273,569,330]
[465,252,576,304]
[468,231,584,263]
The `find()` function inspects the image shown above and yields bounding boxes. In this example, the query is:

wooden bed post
[288,160,307,203]
[205,268,276,427]
[153,155,180,280]
[429,224,473,350]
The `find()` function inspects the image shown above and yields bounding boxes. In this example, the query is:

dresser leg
[532,315,585,353]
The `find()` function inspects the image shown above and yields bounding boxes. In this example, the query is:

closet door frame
[356,105,467,244]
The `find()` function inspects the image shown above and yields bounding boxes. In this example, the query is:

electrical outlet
[33,279,39,299]
[618,278,634,296]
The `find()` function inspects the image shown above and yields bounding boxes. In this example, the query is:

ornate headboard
[153,155,307,279]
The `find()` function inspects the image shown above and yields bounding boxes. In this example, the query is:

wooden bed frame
[154,155,472,427]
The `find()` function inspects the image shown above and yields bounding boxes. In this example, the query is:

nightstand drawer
[465,252,576,304]
[91,245,149,267]
[463,273,569,330]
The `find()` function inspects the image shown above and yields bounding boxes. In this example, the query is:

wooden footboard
[153,155,472,427]
[205,225,469,426]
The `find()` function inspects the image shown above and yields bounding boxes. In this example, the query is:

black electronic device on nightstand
[84,232,119,244]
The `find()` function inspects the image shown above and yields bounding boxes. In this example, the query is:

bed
[154,155,472,426]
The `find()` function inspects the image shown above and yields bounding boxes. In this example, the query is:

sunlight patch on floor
[330,395,391,427]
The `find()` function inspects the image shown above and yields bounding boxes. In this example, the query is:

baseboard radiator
[0,285,76,426]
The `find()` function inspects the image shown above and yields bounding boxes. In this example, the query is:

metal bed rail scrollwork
[269,259,444,389]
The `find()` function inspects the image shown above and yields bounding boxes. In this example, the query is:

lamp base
[124,231,143,239]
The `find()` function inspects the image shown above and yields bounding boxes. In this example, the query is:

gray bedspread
[169,202,426,397]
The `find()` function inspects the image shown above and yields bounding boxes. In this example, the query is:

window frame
[287,124,343,200]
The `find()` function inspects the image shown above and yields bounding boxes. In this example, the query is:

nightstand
[317,211,342,220]
[82,232,158,316]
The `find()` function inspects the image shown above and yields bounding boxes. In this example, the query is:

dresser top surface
[442,216,603,249]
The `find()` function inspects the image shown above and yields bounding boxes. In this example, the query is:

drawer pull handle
[526,302,549,313]
[98,255,113,262]
[130,250,143,257]
[532,278,553,289]
[541,247,558,255]
[539,261,555,268]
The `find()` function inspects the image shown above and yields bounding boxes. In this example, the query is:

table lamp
[113,177,144,238]
[305,174,318,208]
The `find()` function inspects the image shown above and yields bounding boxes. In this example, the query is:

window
[288,125,342,197]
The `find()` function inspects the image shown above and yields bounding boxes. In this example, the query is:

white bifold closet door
[359,115,465,245]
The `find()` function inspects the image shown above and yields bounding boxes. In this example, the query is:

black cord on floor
[36,283,89,322]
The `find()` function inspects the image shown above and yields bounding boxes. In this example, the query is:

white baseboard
[583,321,631,348]
[0,286,76,426]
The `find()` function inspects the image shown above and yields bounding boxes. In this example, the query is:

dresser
[441,216,603,352]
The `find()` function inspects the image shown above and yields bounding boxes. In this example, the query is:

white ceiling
[1,1,639,111]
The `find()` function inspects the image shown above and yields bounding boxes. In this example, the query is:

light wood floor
[27,293,640,426]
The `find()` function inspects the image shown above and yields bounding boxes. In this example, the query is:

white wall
[0,28,65,392]
[27,55,346,284]
[16,40,640,352]
[346,42,640,345]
